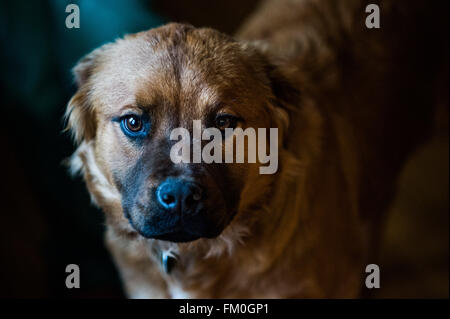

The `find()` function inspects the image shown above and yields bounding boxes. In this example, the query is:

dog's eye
[215,114,238,130]
[119,114,149,138]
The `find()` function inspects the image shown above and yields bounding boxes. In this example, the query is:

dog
[65,0,447,298]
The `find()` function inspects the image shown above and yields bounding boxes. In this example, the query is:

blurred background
[0,0,447,298]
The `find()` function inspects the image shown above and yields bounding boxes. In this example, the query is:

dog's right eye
[124,115,142,132]
[119,114,150,138]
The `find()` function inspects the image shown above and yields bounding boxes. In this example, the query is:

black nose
[156,178,203,213]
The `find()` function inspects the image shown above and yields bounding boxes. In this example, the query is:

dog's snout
[156,178,203,213]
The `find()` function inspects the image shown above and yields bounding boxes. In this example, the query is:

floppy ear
[64,44,111,144]
[241,40,301,139]
[244,41,301,142]
[265,62,300,113]
[64,46,122,208]
[64,87,96,144]
[266,62,300,141]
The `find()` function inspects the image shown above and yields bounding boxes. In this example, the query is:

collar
[161,251,177,274]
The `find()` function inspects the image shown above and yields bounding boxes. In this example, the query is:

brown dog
[65,0,447,297]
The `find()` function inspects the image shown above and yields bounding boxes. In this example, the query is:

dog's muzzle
[129,177,223,242]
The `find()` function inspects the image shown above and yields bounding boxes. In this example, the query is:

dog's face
[66,24,293,243]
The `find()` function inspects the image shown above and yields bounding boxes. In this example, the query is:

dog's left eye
[215,114,238,131]
[119,114,149,138]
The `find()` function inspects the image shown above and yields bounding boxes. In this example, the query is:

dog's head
[66,24,297,243]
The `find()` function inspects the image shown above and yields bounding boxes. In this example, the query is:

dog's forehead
[90,29,246,117]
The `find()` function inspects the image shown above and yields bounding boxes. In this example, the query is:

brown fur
[65,0,447,298]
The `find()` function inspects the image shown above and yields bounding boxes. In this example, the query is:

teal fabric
[0,0,164,120]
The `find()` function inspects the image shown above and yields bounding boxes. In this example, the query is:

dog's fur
[65,0,447,298]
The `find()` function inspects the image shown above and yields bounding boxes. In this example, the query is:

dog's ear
[65,87,96,144]
[265,61,299,140]
[265,63,300,112]
[242,41,300,141]
[64,44,110,144]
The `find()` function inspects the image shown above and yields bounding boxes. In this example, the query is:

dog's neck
[151,146,308,278]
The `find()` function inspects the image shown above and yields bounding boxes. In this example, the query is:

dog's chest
[167,281,191,299]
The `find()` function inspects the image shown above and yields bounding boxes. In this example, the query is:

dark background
[0,0,447,298]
